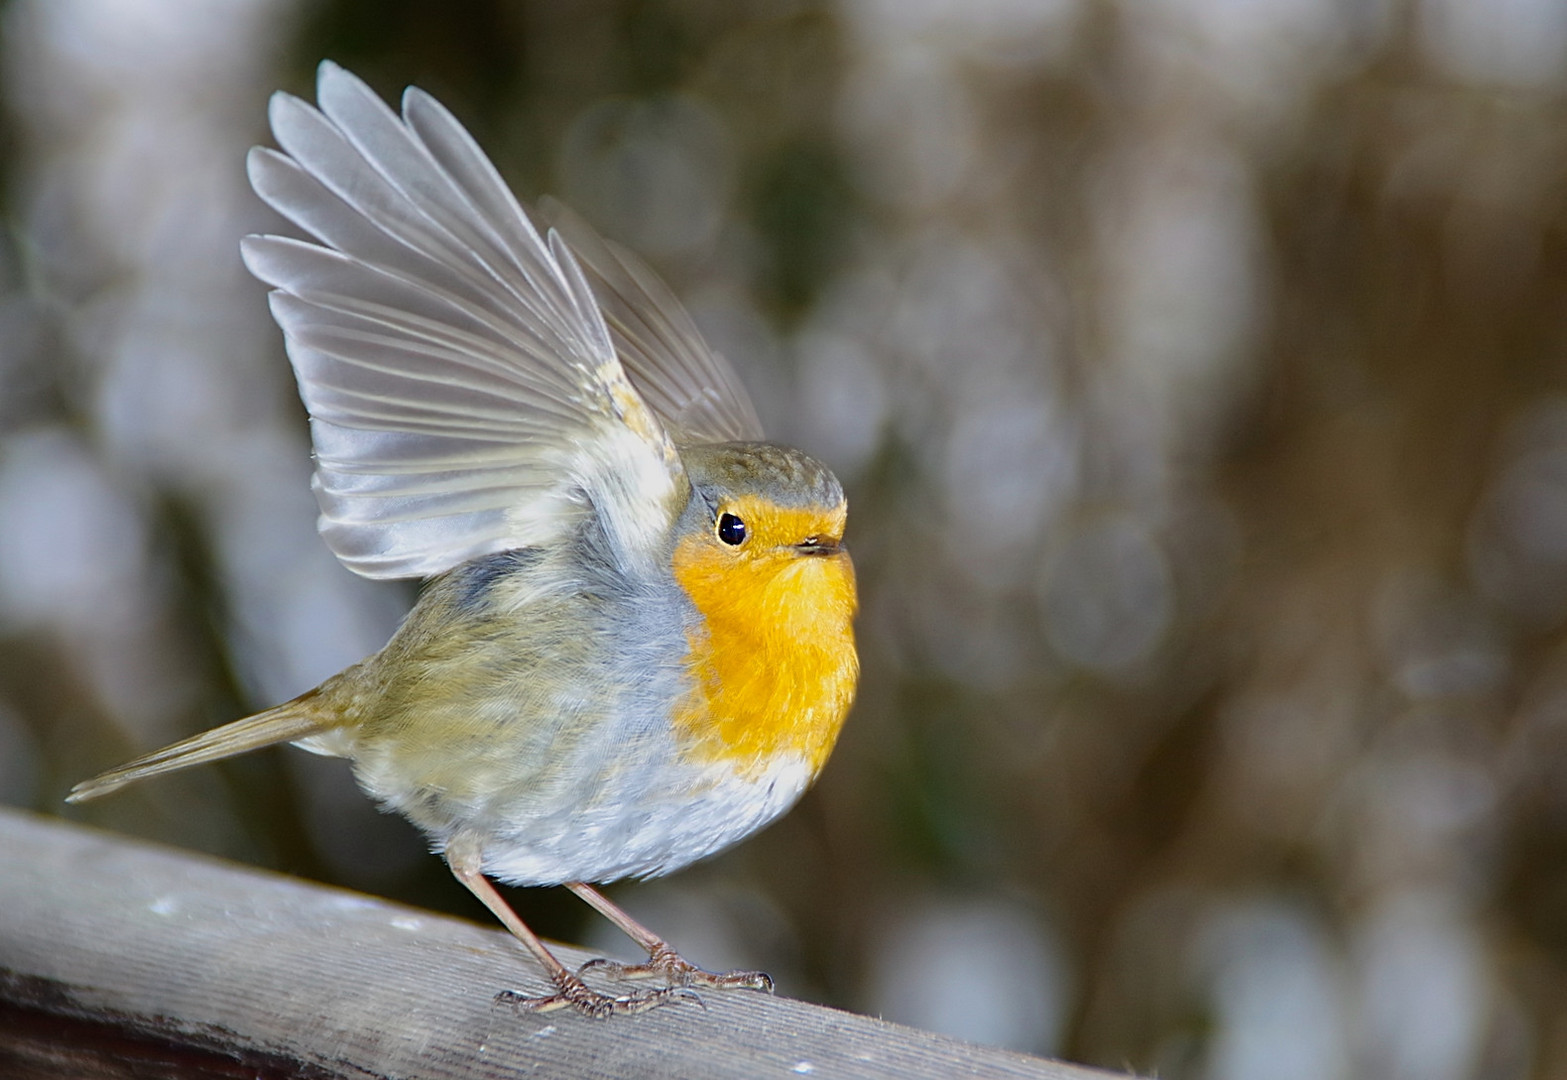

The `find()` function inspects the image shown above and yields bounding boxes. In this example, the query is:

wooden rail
[0,808,1120,1079]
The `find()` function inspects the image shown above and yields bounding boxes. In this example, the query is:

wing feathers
[537,197,764,444]
[245,62,761,579]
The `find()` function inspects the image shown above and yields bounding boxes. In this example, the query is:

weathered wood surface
[0,808,1121,1079]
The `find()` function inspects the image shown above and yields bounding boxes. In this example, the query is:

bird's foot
[495,971,703,1019]
[579,943,774,992]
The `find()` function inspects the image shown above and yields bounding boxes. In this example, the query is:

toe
[494,976,704,1018]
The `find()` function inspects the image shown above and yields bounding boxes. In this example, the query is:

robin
[67,61,858,1018]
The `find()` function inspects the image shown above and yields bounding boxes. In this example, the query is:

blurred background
[4,0,1567,1075]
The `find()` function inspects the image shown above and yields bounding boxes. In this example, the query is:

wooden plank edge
[0,808,1125,1080]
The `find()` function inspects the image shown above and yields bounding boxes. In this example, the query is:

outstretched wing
[242,61,683,579]
[538,198,764,445]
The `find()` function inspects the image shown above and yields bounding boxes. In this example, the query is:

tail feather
[68,692,335,803]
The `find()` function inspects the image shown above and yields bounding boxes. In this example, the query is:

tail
[67,690,336,803]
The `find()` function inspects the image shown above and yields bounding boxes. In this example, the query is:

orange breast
[670,504,859,779]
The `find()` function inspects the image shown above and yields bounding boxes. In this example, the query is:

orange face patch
[670,494,858,778]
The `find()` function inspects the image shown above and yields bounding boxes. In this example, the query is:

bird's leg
[444,835,699,1018]
[566,881,774,992]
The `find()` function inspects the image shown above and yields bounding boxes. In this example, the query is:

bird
[67,61,859,1019]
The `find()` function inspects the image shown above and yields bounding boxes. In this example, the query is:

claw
[578,945,774,993]
[494,973,704,1018]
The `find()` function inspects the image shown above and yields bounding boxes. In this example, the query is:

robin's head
[678,442,846,559]
[671,442,854,637]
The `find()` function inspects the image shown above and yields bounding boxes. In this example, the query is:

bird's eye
[717,512,747,546]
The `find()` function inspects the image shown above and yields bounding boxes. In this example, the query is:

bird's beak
[796,536,843,556]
